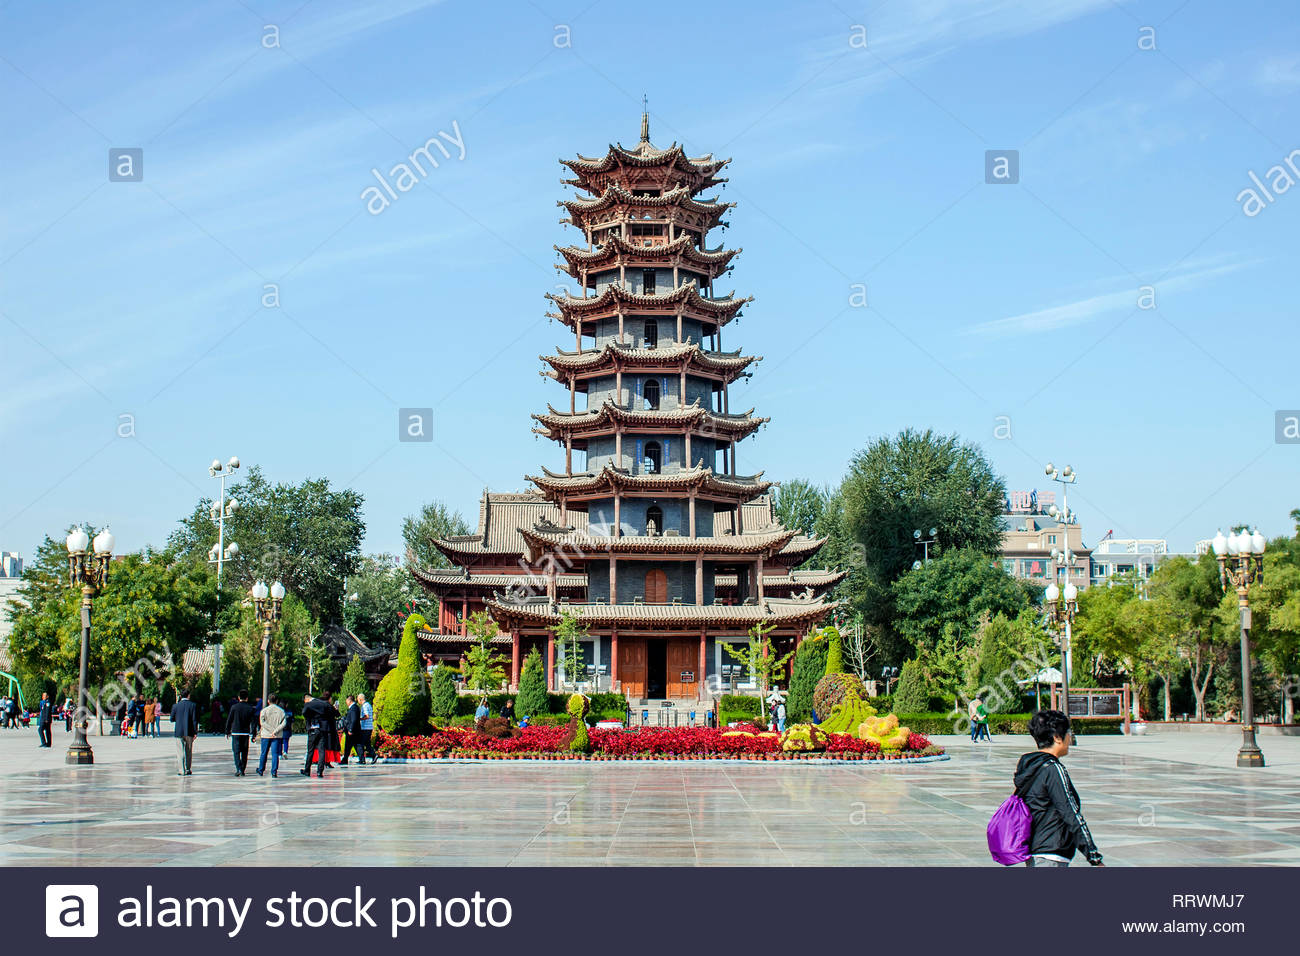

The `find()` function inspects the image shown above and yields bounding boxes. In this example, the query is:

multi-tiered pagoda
[414,114,843,701]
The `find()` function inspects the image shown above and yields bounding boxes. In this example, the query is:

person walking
[300,694,338,778]
[132,694,147,739]
[357,692,375,762]
[152,698,163,737]
[339,695,361,765]
[1014,709,1103,868]
[63,697,73,733]
[37,692,53,748]
[225,689,258,777]
[143,698,156,739]
[171,688,199,775]
[280,702,293,757]
[256,694,287,777]
[970,696,991,742]
[775,697,788,733]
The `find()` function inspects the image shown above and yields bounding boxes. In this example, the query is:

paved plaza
[1,728,1299,866]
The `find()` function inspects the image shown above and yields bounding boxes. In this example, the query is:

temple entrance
[646,640,667,698]
[619,638,699,699]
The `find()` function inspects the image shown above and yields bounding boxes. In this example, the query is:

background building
[999,491,1091,589]
[0,552,24,643]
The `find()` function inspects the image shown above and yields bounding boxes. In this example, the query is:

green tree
[464,611,506,693]
[893,658,929,714]
[217,592,322,698]
[344,553,431,651]
[339,654,369,701]
[516,648,548,718]
[402,499,472,570]
[773,479,828,537]
[551,610,589,688]
[719,622,794,720]
[6,531,217,709]
[373,613,430,733]
[786,633,828,724]
[966,610,1053,713]
[891,548,1034,656]
[840,428,1006,587]
[168,465,365,625]
[429,664,459,719]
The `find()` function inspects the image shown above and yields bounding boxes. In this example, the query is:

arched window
[643,320,658,348]
[645,569,667,604]
[646,505,663,535]
[644,440,661,474]
[643,378,660,409]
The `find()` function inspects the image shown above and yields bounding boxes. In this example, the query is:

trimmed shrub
[892,659,929,715]
[812,673,867,722]
[780,723,828,752]
[339,654,369,702]
[821,625,843,676]
[718,693,762,727]
[566,693,591,753]
[787,636,828,724]
[374,614,430,734]
[818,694,877,735]
[515,648,548,718]
[429,665,458,719]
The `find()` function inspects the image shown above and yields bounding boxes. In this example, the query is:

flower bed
[374,726,945,761]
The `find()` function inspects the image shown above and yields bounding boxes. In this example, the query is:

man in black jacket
[37,692,53,747]
[339,695,362,765]
[300,695,337,778]
[1013,709,1104,867]
[171,688,200,775]
[225,689,258,776]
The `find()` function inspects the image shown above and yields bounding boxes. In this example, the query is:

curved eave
[560,144,731,178]
[526,464,771,500]
[519,525,795,560]
[554,235,740,271]
[486,597,836,630]
[559,183,733,218]
[541,342,758,379]
[530,401,768,441]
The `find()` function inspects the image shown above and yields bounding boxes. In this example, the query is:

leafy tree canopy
[773,479,829,538]
[402,500,471,570]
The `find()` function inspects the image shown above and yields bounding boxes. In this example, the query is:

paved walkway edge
[374,754,951,766]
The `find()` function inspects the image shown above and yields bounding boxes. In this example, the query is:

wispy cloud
[966,254,1262,338]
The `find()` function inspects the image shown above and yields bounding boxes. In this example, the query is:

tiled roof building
[415,116,839,700]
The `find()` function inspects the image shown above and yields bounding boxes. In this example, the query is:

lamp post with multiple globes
[911,528,938,571]
[64,526,115,765]
[252,580,286,706]
[1211,527,1267,768]
[207,457,241,692]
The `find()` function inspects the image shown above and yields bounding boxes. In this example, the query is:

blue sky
[2,0,1297,563]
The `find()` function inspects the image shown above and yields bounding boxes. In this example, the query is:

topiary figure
[859,713,912,750]
[817,688,877,735]
[821,625,844,677]
[565,692,591,753]
[812,672,868,723]
[780,723,828,752]
[374,613,431,734]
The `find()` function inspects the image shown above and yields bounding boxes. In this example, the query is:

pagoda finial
[640,94,649,143]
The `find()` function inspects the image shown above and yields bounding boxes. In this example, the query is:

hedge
[896,712,1125,736]
[718,693,762,727]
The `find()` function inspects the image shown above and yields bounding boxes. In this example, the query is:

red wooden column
[546,635,556,691]
[460,597,468,635]
[511,630,521,689]
[610,628,620,687]
[697,629,707,701]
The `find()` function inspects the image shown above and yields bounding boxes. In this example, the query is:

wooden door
[619,639,647,698]
[666,639,698,698]
[645,569,667,604]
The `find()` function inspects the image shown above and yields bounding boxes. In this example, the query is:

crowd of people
[169,688,377,778]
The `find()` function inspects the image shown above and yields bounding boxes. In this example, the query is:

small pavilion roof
[559,183,733,224]
[519,524,796,560]
[715,568,848,593]
[412,567,586,593]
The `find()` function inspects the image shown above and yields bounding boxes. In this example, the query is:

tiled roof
[554,235,739,272]
[519,525,797,558]
[541,341,757,379]
[559,183,733,222]
[486,596,837,630]
[413,568,586,591]
[431,491,589,559]
[546,282,750,326]
[527,464,772,500]
[714,568,847,591]
[532,399,767,440]
[560,141,730,180]
[416,627,511,645]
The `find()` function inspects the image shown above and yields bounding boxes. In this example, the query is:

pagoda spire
[639,94,649,144]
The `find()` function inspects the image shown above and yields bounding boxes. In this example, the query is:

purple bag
[987,793,1033,865]
[987,763,1047,865]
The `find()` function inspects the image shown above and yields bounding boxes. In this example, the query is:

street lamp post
[207,456,240,692]
[251,580,285,706]
[880,666,899,695]
[1044,462,1079,699]
[911,528,937,571]
[1043,580,1078,740]
[65,526,115,765]
[1211,527,1266,768]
